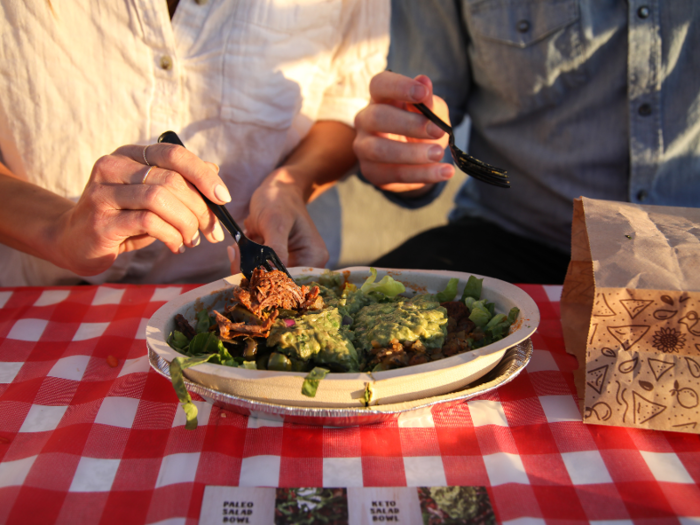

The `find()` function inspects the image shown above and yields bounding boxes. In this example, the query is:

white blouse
[0,0,389,285]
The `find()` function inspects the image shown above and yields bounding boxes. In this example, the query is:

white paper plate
[148,338,533,427]
[146,267,540,408]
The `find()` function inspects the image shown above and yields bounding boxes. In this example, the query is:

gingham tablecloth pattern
[0,284,698,525]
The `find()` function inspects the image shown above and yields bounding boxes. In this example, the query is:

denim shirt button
[516,20,530,33]
[638,6,650,18]
[638,103,652,116]
[637,189,649,202]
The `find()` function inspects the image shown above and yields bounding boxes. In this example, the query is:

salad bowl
[146,267,540,408]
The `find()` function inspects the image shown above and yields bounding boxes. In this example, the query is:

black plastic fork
[413,103,510,188]
[158,131,292,280]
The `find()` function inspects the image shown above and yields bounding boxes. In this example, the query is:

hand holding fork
[353,71,509,194]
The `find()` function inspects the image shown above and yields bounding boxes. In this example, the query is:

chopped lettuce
[301,367,330,397]
[363,382,374,407]
[468,300,492,328]
[170,354,219,430]
[436,278,459,302]
[168,330,190,351]
[168,331,255,428]
[195,309,211,334]
[360,268,406,297]
[188,331,227,356]
[460,275,483,301]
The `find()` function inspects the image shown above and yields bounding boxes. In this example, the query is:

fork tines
[451,147,510,188]
[255,249,292,280]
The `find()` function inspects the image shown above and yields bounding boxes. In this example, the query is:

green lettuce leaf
[508,307,520,324]
[301,367,330,397]
[436,278,459,302]
[170,354,218,430]
[460,275,483,301]
[188,331,225,356]
[195,309,211,334]
[359,267,406,297]
[168,330,190,351]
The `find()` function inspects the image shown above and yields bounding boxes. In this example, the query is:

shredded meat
[174,314,196,340]
[232,268,323,317]
[214,309,279,340]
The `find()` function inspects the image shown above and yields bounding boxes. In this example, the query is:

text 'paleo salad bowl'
[146,267,539,427]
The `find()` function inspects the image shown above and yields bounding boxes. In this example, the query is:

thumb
[254,217,291,267]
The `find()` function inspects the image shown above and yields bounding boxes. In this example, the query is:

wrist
[265,165,312,202]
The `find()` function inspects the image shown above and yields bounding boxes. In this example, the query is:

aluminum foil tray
[149,338,532,427]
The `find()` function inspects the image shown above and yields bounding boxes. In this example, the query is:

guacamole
[352,294,448,352]
[266,308,359,372]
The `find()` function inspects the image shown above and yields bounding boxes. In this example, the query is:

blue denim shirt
[388,0,700,253]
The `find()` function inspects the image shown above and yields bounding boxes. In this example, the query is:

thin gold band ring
[142,144,152,166]
[142,166,155,184]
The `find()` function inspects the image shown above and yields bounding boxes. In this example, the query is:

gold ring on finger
[143,144,152,166]
[142,166,155,184]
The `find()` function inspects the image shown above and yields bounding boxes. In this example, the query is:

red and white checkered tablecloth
[0,284,698,525]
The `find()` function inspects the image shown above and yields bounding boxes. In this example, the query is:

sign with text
[199,485,494,525]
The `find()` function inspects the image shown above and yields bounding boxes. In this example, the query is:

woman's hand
[353,71,454,196]
[16,142,231,276]
[227,166,329,275]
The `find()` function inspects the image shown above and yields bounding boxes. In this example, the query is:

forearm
[0,163,73,265]
[273,120,357,203]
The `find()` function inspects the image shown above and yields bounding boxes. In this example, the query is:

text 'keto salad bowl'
[146,267,540,428]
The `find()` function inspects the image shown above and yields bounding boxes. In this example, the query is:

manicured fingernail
[427,122,444,138]
[191,231,201,247]
[178,244,186,254]
[410,84,428,101]
[428,145,444,162]
[213,221,225,242]
[226,245,235,264]
[440,165,454,180]
[215,184,231,203]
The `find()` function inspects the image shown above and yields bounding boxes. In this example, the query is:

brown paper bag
[561,197,700,434]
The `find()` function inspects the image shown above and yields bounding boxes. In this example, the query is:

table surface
[0,283,698,525]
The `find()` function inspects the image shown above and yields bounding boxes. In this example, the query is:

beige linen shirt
[0,0,388,286]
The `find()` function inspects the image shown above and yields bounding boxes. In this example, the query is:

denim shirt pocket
[220,0,340,130]
[465,0,587,111]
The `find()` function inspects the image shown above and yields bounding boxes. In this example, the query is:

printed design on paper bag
[583,289,700,433]
[618,356,638,374]
[621,299,653,319]
[584,402,612,421]
[652,327,686,353]
[607,325,650,351]
[602,347,617,358]
[686,357,700,378]
[587,365,608,394]
[632,391,666,424]
[648,358,675,381]
[673,422,698,430]
[679,311,700,336]
[670,380,699,409]
[593,293,616,316]
[653,295,678,321]
[615,381,630,422]
[638,380,654,392]
[588,323,599,344]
